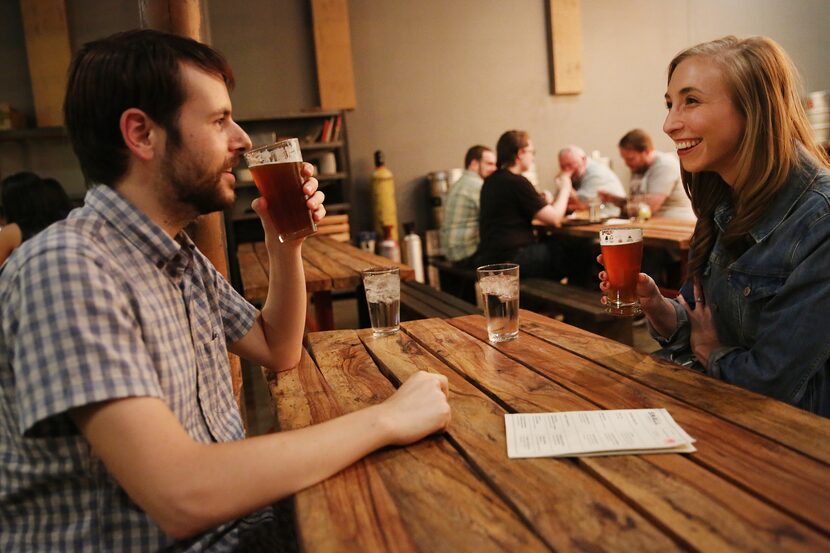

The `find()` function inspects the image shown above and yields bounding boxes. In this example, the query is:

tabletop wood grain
[262,311,830,552]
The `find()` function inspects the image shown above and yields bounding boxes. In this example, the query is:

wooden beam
[19,0,73,127]
[310,0,357,109]
[547,0,583,95]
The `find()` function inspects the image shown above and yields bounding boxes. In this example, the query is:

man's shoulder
[652,151,681,170]
[448,172,484,196]
[1,217,111,285]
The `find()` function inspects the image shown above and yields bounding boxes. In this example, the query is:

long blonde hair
[668,36,830,278]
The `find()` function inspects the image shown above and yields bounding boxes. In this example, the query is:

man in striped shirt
[0,29,450,552]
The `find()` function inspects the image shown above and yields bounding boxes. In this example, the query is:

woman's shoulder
[0,223,23,264]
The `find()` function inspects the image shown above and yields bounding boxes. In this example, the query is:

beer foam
[600,227,643,246]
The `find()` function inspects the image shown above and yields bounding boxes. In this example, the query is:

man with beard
[0,30,450,552]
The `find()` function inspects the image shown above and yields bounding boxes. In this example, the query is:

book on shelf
[319,117,332,143]
[315,115,342,143]
[332,115,342,142]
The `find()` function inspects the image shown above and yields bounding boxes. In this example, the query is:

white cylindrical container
[806,91,830,143]
[379,224,401,263]
[402,223,425,283]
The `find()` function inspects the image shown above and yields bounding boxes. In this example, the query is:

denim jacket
[655,150,830,417]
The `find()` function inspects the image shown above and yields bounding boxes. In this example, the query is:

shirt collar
[84,185,196,269]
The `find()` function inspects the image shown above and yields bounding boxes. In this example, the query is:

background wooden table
[237,235,414,330]
[264,311,830,552]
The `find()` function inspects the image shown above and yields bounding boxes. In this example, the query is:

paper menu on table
[505,409,696,458]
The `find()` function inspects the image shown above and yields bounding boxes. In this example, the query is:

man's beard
[161,140,237,216]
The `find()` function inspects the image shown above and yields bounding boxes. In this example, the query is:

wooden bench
[400,281,481,320]
[520,278,633,345]
[426,255,479,303]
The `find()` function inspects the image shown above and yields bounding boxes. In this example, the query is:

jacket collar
[713,147,821,243]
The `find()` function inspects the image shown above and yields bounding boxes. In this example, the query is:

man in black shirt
[476,130,572,278]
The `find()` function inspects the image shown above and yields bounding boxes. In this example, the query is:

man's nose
[232,121,252,151]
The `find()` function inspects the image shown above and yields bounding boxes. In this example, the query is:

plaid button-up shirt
[440,170,484,262]
[0,185,274,551]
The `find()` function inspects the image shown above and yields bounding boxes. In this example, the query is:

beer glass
[600,227,643,316]
[243,138,317,243]
[477,263,520,342]
[362,266,400,336]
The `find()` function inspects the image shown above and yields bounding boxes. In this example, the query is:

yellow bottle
[371,150,399,242]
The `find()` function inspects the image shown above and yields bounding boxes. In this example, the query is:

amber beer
[244,138,317,243]
[600,227,643,316]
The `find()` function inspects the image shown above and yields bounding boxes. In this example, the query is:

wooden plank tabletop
[541,217,695,252]
[265,312,830,552]
[236,235,414,305]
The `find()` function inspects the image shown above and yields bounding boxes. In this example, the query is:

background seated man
[440,144,496,266]
[476,130,574,279]
[557,145,625,212]
[601,128,695,221]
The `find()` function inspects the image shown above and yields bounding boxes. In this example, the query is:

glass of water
[477,263,520,343]
[361,266,401,336]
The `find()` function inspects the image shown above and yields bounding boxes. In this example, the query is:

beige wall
[1,0,828,232]
[345,0,830,233]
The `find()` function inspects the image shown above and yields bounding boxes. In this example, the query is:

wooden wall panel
[19,0,73,127]
[311,0,357,109]
[548,0,583,95]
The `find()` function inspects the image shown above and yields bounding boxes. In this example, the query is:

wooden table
[264,311,830,552]
[237,236,414,331]
[551,217,695,251]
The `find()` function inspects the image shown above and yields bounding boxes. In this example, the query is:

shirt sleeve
[576,164,625,201]
[514,177,547,220]
[209,257,258,344]
[8,247,163,435]
[707,214,830,406]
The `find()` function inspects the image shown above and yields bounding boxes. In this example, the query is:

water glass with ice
[361,266,400,336]
[477,263,520,343]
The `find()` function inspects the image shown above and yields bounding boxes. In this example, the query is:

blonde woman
[600,36,830,416]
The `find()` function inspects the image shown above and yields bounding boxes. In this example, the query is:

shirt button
[743,286,751,296]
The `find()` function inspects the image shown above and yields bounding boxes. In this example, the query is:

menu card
[505,408,696,458]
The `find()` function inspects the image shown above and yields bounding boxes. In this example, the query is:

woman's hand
[597,253,679,338]
[596,254,662,310]
[677,281,722,368]
[301,163,326,223]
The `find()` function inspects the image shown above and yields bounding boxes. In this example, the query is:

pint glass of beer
[599,227,643,316]
[477,263,520,343]
[243,138,317,243]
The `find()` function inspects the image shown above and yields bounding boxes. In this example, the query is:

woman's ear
[119,108,158,161]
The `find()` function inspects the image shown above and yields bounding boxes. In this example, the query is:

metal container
[428,171,449,228]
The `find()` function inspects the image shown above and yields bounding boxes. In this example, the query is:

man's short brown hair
[64,29,235,186]
[618,129,653,153]
[464,145,492,168]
